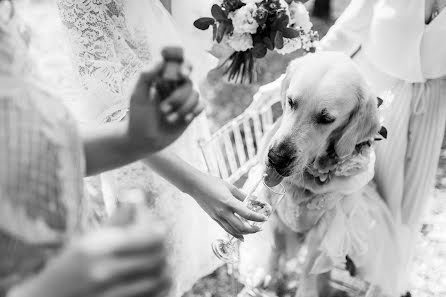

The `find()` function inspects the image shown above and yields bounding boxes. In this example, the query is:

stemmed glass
[211,175,286,263]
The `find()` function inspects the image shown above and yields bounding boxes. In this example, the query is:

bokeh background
[16,0,445,296]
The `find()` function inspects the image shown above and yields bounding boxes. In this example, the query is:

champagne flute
[211,175,286,263]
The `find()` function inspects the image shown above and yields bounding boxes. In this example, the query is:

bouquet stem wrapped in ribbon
[194,0,319,84]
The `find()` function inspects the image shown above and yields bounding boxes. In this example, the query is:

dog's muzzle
[267,148,295,176]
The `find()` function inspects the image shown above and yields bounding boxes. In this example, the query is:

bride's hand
[190,173,268,240]
[128,64,204,152]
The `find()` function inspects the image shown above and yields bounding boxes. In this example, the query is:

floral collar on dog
[306,97,387,184]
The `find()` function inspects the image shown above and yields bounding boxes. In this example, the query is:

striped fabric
[374,79,446,227]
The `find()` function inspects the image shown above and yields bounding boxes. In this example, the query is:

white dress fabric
[0,7,86,294]
[55,1,223,296]
[322,0,446,82]
[321,0,446,293]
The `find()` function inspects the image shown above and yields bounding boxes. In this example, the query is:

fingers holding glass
[211,176,285,263]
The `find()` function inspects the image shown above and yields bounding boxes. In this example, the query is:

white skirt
[353,49,446,293]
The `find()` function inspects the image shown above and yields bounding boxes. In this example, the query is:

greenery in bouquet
[194,0,319,83]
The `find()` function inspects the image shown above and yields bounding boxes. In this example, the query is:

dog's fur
[267,52,380,186]
[259,52,384,297]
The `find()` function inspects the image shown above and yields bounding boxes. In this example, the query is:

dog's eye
[316,110,336,125]
[287,97,297,110]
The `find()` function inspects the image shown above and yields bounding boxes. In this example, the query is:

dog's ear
[334,92,381,158]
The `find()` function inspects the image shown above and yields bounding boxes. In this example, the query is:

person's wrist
[125,134,165,155]
[124,121,165,156]
[182,170,207,199]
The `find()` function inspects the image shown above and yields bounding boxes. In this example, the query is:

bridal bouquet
[194,0,319,83]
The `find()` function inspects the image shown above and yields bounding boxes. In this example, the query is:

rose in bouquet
[194,0,319,83]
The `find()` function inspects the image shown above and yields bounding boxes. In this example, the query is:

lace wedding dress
[56,1,223,296]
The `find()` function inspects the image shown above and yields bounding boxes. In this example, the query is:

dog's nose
[268,149,293,169]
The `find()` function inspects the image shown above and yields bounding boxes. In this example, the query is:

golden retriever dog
[240,52,403,297]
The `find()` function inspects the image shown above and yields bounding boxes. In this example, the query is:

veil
[122,0,217,83]
[53,0,217,124]
[123,0,217,85]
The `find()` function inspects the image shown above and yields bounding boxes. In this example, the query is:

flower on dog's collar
[306,144,372,183]
[377,96,383,108]
[375,96,387,141]
[376,126,387,141]
[335,144,372,177]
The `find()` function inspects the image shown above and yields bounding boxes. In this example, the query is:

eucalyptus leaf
[275,31,284,49]
[277,14,290,31]
[212,23,217,41]
[263,37,274,50]
[226,21,234,35]
[282,27,300,39]
[193,17,215,30]
[216,23,226,43]
[211,4,227,21]
[271,18,280,32]
[252,43,267,58]
[216,21,233,43]
[270,30,277,47]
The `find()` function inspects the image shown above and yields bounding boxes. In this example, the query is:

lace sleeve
[56,0,152,122]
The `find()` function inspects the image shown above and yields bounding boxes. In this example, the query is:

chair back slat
[252,113,263,149]
[261,107,273,132]
[199,99,280,182]
[212,137,230,179]
[232,122,247,165]
[242,117,256,160]
[199,139,220,177]
[223,132,238,174]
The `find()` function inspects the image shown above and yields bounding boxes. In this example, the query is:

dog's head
[266,52,380,185]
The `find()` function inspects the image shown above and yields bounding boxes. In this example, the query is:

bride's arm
[143,150,267,239]
[81,121,158,175]
[82,67,204,176]
[81,117,267,238]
